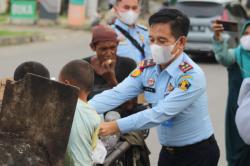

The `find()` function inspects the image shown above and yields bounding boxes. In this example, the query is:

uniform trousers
[158,135,220,166]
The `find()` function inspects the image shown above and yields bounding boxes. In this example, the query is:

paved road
[0,29,93,78]
[0,30,228,166]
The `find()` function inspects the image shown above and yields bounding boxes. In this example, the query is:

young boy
[1,61,50,109]
[13,61,50,81]
[59,60,101,166]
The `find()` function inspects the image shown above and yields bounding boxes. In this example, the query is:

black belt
[162,135,215,154]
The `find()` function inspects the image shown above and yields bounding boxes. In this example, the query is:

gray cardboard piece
[0,73,79,166]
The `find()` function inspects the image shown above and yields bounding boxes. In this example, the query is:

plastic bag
[92,139,107,164]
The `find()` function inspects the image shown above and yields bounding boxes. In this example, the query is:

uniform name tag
[143,86,156,93]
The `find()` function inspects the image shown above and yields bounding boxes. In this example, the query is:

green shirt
[213,38,250,78]
[65,99,100,166]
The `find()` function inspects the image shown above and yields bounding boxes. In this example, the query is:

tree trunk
[141,0,149,17]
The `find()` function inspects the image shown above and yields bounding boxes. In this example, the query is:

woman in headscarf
[212,20,250,166]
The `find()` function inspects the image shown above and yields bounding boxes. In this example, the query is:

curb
[0,34,46,46]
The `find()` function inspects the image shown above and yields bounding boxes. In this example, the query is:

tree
[141,0,149,17]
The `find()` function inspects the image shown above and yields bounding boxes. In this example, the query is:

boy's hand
[99,121,120,136]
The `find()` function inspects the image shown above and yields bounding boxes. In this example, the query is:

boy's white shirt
[92,139,107,164]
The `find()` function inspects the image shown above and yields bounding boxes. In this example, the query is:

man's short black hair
[14,61,50,81]
[149,8,190,39]
[60,60,94,92]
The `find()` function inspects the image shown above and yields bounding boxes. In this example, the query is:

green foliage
[0,14,8,24]
[0,30,33,37]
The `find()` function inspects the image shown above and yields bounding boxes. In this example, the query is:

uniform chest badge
[131,69,142,77]
[167,83,174,92]
[148,78,155,86]
[178,79,191,91]
[138,32,144,43]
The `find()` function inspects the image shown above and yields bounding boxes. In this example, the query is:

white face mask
[240,35,250,51]
[118,10,139,25]
[150,42,177,65]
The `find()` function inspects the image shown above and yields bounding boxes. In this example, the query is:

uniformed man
[89,9,220,166]
[112,0,151,63]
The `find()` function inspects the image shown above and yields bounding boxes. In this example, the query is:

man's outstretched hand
[99,121,120,136]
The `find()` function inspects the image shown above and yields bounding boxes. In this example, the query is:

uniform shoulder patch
[179,62,193,73]
[178,79,191,91]
[131,69,142,77]
[137,24,148,31]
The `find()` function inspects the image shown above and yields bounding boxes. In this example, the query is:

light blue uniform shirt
[89,53,214,146]
[112,19,151,63]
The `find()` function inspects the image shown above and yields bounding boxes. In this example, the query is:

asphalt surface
[0,30,228,166]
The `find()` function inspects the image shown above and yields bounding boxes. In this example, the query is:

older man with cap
[84,25,137,113]
[85,25,151,165]
[84,25,137,117]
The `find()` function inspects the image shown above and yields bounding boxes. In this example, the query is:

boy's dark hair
[149,8,190,39]
[14,61,50,81]
[60,60,94,92]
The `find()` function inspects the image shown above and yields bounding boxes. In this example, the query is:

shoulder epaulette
[131,59,155,77]
[137,24,148,31]
[179,62,193,73]
[139,59,156,70]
